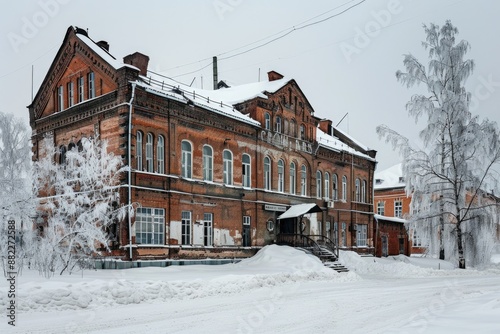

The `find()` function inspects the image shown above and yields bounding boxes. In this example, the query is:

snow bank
[0,245,358,313]
[339,250,495,278]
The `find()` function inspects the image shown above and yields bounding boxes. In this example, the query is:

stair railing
[308,234,339,259]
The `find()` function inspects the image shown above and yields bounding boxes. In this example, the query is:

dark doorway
[280,218,296,234]
[242,224,251,247]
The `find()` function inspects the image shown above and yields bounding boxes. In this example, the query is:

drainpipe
[127,82,137,261]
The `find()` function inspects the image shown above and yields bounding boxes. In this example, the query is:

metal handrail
[308,234,339,259]
[276,233,324,260]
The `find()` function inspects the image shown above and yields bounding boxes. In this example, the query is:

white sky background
[1,0,499,170]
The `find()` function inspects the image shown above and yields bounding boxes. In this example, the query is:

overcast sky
[1,0,499,170]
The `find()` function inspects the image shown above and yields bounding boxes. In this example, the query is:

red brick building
[28,26,377,261]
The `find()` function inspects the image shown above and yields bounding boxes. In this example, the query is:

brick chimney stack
[267,70,284,81]
[123,52,150,76]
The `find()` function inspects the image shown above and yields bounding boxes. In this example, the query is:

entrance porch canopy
[277,203,322,220]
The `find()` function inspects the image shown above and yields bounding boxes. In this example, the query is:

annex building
[29,26,377,261]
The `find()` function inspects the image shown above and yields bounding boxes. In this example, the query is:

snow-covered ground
[1,245,500,333]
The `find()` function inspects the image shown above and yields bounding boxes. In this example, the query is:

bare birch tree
[377,21,500,269]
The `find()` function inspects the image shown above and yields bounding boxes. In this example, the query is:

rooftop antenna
[189,77,196,87]
[336,112,348,127]
[213,56,218,90]
[258,68,261,82]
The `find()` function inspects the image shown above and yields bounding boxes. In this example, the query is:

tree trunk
[456,223,466,269]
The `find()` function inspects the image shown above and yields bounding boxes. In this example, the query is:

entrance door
[399,238,405,255]
[242,216,251,247]
[280,218,295,234]
[382,235,388,257]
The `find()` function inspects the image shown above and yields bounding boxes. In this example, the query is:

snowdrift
[0,245,356,313]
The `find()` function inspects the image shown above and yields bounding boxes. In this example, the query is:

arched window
[289,162,296,195]
[332,174,338,200]
[277,159,284,192]
[157,135,165,174]
[59,145,67,164]
[275,116,282,133]
[264,156,271,190]
[301,165,307,196]
[223,150,233,185]
[316,170,322,199]
[342,175,347,201]
[136,131,143,171]
[264,113,271,130]
[181,140,192,178]
[362,180,367,203]
[355,178,360,202]
[203,145,213,181]
[146,133,153,172]
[290,119,296,137]
[300,124,306,140]
[324,172,330,200]
[242,154,251,188]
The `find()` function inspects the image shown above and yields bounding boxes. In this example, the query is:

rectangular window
[377,201,385,216]
[333,222,338,246]
[181,211,191,245]
[135,208,164,245]
[78,76,84,102]
[242,156,251,188]
[67,82,74,107]
[88,72,95,99]
[413,230,422,247]
[394,200,403,218]
[357,224,367,247]
[57,85,64,112]
[204,213,213,246]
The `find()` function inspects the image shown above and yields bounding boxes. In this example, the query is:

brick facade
[28,26,377,260]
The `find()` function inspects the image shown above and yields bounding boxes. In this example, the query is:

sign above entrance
[264,204,287,212]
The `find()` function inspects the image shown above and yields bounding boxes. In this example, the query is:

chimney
[123,52,150,76]
[96,40,109,52]
[267,70,284,81]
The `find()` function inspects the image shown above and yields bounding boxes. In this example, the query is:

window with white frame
[316,170,322,199]
[357,224,367,247]
[181,140,192,178]
[377,201,385,216]
[277,159,284,192]
[181,211,191,245]
[157,135,164,174]
[135,208,164,245]
[355,178,360,202]
[333,222,338,246]
[136,131,143,171]
[342,176,347,201]
[57,85,64,112]
[242,154,251,187]
[204,213,213,246]
[78,76,84,102]
[394,200,403,218]
[275,116,282,133]
[324,172,330,200]
[67,82,74,107]
[203,145,213,181]
[146,133,153,172]
[413,229,422,247]
[289,162,296,194]
[264,113,270,130]
[332,174,338,200]
[264,156,271,190]
[301,165,307,196]
[223,149,233,185]
[88,72,95,99]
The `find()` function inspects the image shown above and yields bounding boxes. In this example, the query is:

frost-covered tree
[377,21,500,269]
[0,112,33,275]
[32,137,128,276]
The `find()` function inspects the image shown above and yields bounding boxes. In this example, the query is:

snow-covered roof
[374,163,405,190]
[316,128,376,161]
[206,78,291,105]
[135,75,261,127]
[75,28,139,72]
[333,126,370,152]
[374,214,407,224]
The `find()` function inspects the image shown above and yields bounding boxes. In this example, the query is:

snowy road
[1,247,500,333]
